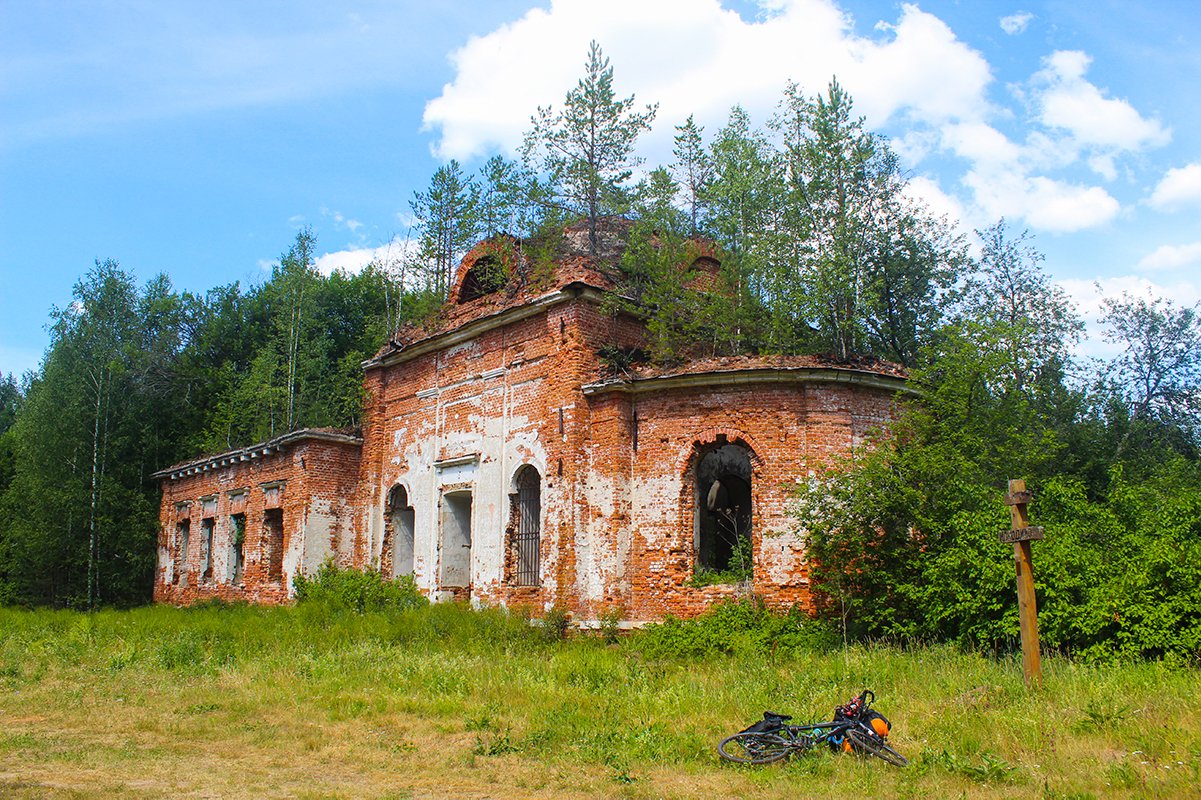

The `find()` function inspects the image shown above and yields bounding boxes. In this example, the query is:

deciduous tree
[1098,291,1201,457]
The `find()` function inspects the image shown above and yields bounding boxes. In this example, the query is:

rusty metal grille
[513,468,541,586]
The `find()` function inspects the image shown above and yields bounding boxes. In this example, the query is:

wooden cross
[1002,478,1043,687]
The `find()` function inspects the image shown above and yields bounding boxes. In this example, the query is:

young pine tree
[524,41,657,258]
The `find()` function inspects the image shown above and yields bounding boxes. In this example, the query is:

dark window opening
[387,485,415,578]
[457,256,506,303]
[507,467,541,587]
[694,444,754,583]
[263,508,284,584]
[230,514,246,584]
[175,520,190,585]
[201,518,215,582]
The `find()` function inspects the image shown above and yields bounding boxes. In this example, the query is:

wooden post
[1001,479,1043,687]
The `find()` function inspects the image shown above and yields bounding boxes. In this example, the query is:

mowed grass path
[0,603,1197,798]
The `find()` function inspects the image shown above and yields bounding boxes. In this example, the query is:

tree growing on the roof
[523,40,657,259]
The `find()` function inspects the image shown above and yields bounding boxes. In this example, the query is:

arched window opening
[694,444,753,583]
[685,256,723,294]
[457,256,506,303]
[387,485,415,578]
[507,466,541,586]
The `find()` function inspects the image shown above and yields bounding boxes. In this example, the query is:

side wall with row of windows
[154,436,362,605]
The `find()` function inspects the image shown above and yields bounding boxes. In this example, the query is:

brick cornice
[364,283,620,371]
[581,366,915,397]
[152,428,363,482]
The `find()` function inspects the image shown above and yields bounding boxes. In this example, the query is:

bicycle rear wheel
[846,728,909,767]
[717,732,792,765]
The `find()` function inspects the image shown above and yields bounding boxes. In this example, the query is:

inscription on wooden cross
[1002,479,1043,687]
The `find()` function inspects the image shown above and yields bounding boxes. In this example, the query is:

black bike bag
[740,711,793,734]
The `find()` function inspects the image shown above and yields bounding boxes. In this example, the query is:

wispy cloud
[0,4,440,147]
[1135,242,1201,272]
[1000,12,1033,35]
[321,208,366,237]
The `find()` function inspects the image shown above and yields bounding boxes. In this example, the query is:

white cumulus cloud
[312,237,420,278]
[422,0,993,163]
[962,167,1120,233]
[1031,51,1170,156]
[1149,163,1201,211]
[423,0,1163,237]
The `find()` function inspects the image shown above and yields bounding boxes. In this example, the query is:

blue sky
[3,0,1199,377]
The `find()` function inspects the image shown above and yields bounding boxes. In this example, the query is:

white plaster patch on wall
[392,425,409,450]
[402,435,438,595]
[301,509,337,574]
[584,470,622,520]
[579,471,628,604]
[760,529,807,583]
[158,543,172,585]
[631,472,682,539]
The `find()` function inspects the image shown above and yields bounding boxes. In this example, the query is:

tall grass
[1,600,1198,798]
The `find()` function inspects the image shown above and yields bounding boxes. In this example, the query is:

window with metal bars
[509,466,541,586]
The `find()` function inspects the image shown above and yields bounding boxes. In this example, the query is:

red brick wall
[581,380,897,621]
[360,287,902,623]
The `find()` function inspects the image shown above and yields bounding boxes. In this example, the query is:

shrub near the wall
[293,561,428,613]
[634,599,840,660]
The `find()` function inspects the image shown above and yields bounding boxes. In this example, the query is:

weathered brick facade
[154,230,908,624]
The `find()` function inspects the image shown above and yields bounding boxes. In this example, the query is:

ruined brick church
[153,223,907,625]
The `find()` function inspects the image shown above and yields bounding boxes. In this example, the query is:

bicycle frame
[718,690,909,767]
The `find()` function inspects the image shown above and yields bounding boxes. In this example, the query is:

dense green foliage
[0,238,413,608]
[635,599,840,660]
[796,226,1201,663]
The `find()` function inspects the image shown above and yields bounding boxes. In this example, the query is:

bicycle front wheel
[718,732,792,765]
[846,728,909,767]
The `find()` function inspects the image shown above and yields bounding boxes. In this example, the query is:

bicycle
[718,690,909,767]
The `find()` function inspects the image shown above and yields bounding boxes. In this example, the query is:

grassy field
[0,602,1197,799]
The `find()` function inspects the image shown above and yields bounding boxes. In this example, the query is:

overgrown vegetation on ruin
[0,42,1197,669]
[0,600,1198,797]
